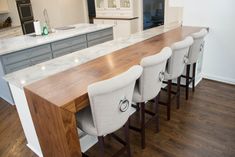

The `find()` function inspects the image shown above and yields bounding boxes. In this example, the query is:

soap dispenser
[42,23,49,36]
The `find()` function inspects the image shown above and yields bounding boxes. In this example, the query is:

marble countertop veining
[0,23,113,56]
[4,25,178,89]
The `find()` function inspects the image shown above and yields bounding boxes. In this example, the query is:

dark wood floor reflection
[0,79,235,157]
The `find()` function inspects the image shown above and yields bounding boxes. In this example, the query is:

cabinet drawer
[53,43,87,58]
[30,53,52,65]
[2,44,51,65]
[51,35,86,51]
[87,28,113,41]
[29,44,52,58]
[88,35,113,47]
[4,60,31,74]
[2,50,29,66]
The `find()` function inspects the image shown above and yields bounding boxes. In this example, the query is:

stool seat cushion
[76,107,97,136]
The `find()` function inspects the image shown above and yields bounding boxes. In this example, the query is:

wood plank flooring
[0,79,235,157]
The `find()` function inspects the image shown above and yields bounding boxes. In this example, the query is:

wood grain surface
[24,26,202,112]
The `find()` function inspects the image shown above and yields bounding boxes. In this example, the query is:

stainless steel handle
[159,71,165,82]
[119,97,129,112]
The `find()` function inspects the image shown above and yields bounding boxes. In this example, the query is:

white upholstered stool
[76,65,143,157]
[161,36,194,120]
[184,29,208,100]
[130,47,172,149]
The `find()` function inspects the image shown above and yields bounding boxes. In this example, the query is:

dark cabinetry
[16,0,35,34]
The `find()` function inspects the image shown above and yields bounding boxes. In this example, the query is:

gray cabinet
[29,44,52,58]
[2,50,29,66]
[87,28,113,47]
[2,44,51,66]
[51,35,87,58]
[1,28,113,74]
[1,44,52,74]
[0,27,113,105]
[87,28,113,41]
[51,35,87,51]
[4,60,31,74]
[88,35,113,47]
[53,43,87,58]
[30,53,53,65]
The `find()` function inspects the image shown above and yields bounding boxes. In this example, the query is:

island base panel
[24,89,82,157]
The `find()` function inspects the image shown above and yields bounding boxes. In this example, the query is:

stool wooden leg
[192,63,196,92]
[140,102,146,149]
[154,94,160,133]
[177,76,181,109]
[186,64,191,100]
[98,136,105,157]
[124,119,131,157]
[136,103,140,112]
[167,80,172,120]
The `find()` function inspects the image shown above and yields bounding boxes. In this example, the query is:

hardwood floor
[0,97,36,157]
[0,79,235,157]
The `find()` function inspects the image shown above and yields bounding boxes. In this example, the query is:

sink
[27,33,37,37]
[54,26,76,30]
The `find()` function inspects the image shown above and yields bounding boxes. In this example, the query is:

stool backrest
[166,36,194,80]
[188,29,208,64]
[88,65,143,136]
[138,47,172,101]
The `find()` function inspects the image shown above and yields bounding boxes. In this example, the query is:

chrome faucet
[43,9,52,33]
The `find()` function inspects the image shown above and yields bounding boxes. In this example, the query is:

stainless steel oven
[16,0,34,34]
[22,20,34,34]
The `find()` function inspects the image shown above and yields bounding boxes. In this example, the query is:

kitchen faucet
[43,9,52,33]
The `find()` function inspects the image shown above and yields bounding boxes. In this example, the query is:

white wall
[31,0,89,28]
[183,0,235,84]
[0,0,8,11]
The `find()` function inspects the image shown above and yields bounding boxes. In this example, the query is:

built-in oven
[16,0,34,22]
[16,0,35,34]
[22,20,35,34]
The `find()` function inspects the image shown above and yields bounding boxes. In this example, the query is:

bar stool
[184,29,208,100]
[76,65,143,157]
[161,36,194,120]
[130,47,172,149]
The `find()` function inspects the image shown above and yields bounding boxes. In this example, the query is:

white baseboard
[202,73,235,85]
[194,76,203,87]
[27,144,43,157]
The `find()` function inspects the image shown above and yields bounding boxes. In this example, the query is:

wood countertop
[24,26,203,113]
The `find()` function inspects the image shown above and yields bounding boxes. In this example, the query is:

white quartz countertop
[4,25,178,89]
[0,23,113,56]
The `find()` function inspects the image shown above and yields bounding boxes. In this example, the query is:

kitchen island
[0,23,114,104]
[4,25,203,157]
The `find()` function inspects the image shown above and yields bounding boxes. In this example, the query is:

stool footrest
[129,125,142,132]
[111,133,126,146]
[145,110,156,116]
[161,88,177,95]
